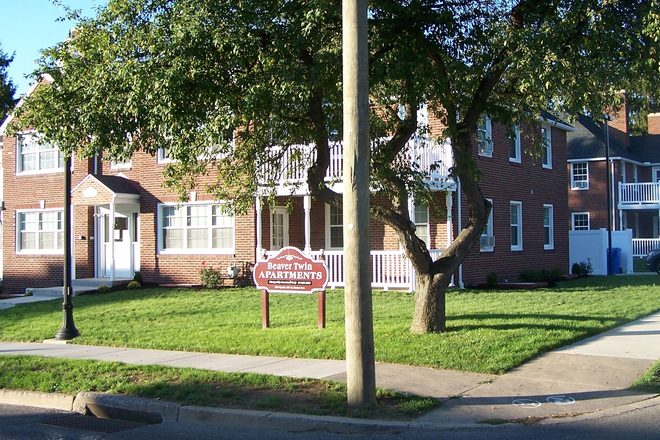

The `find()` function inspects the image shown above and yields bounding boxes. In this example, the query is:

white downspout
[110,197,116,282]
[446,192,454,287]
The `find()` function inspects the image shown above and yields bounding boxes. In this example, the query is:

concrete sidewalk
[0,311,659,430]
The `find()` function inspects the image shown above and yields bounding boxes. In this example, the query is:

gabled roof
[0,74,54,137]
[72,174,140,206]
[567,114,660,165]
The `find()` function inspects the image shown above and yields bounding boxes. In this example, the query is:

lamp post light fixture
[55,155,80,340]
[604,115,614,276]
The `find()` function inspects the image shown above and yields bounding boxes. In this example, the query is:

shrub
[133,271,143,283]
[127,281,141,290]
[520,269,544,282]
[199,262,222,288]
[572,259,594,277]
[97,284,111,293]
[486,272,498,289]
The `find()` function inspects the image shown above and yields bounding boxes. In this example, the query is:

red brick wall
[2,135,95,294]
[457,122,569,286]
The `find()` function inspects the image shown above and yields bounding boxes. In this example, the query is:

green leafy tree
[0,43,17,123]
[12,0,660,333]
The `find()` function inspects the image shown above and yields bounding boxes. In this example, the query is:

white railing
[259,137,453,189]
[619,182,660,205]
[263,248,445,291]
[633,238,660,257]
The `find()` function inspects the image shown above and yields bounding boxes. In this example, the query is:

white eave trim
[568,157,660,167]
[541,117,575,132]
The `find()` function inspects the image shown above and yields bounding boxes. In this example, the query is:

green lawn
[1,275,660,375]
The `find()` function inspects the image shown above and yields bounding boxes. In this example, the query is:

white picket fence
[264,248,445,291]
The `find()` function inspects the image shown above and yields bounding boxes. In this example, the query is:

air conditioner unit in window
[480,235,495,248]
[573,180,588,189]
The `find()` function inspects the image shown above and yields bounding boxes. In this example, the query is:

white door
[270,207,289,251]
[99,209,138,278]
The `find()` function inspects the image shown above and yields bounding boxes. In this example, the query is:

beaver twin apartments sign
[252,247,329,329]
[253,247,328,294]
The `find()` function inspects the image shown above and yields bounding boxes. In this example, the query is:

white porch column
[445,192,453,247]
[110,200,116,282]
[304,195,312,253]
[255,197,263,259]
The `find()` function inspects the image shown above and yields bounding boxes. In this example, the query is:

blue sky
[0,0,106,95]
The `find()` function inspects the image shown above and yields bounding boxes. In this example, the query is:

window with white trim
[17,210,63,253]
[110,159,132,170]
[509,125,521,163]
[16,133,64,174]
[572,212,590,230]
[326,204,343,249]
[414,204,429,248]
[510,201,522,251]
[478,116,493,157]
[157,148,174,164]
[571,162,589,189]
[543,205,554,250]
[159,203,234,253]
[480,199,494,251]
[541,125,552,169]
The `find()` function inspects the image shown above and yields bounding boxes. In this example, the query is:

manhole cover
[41,414,146,433]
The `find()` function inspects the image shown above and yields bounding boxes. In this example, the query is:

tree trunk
[410,269,452,333]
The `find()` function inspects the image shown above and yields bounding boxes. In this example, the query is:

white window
[326,204,343,249]
[414,204,429,248]
[510,201,522,251]
[543,204,554,250]
[509,125,521,163]
[480,199,494,251]
[159,203,234,254]
[571,162,589,189]
[110,159,132,170]
[270,207,289,251]
[478,116,493,157]
[653,167,660,183]
[541,125,552,169]
[16,133,64,174]
[572,212,590,230]
[158,148,174,164]
[17,210,64,254]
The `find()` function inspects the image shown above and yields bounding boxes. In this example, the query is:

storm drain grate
[41,414,147,433]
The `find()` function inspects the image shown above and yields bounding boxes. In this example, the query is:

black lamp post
[604,115,614,276]
[55,156,80,340]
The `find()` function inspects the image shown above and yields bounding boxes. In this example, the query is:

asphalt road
[2,401,660,440]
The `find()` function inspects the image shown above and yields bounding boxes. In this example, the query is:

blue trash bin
[608,248,622,274]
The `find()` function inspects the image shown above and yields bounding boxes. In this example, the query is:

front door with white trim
[99,208,139,278]
[270,207,289,251]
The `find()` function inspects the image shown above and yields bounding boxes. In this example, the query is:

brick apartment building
[567,104,660,259]
[0,88,573,294]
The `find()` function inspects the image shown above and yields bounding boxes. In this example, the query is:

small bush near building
[486,272,498,289]
[133,271,143,283]
[127,281,141,290]
[571,260,594,277]
[199,262,223,288]
[97,284,111,293]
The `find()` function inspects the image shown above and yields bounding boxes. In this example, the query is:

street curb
[538,394,660,426]
[0,389,75,411]
[73,392,181,423]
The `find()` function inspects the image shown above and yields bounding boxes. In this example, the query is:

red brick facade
[1,111,570,293]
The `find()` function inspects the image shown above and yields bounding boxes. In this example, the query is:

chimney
[648,113,660,135]
[607,94,630,147]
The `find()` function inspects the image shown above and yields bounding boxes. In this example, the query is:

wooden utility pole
[342,0,376,406]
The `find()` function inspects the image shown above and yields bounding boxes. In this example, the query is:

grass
[0,355,437,420]
[1,276,660,374]
[630,360,660,394]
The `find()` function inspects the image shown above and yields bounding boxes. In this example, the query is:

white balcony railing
[259,137,453,190]
[263,248,445,292]
[619,182,660,206]
[633,238,660,257]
